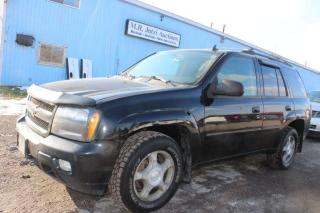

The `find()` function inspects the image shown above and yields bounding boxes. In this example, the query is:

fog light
[58,159,71,172]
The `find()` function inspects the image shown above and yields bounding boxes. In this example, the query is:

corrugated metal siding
[1,0,320,92]
[1,0,111,85]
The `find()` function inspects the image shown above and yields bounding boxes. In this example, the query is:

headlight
[51,107,100,142]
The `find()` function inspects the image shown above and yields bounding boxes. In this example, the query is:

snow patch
[0,98,26,116]
[205,165,244,184]
[190,181,212,194]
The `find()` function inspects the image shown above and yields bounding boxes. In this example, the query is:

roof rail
[242,49,292,67]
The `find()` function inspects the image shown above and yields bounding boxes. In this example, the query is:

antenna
[222,24,226,33]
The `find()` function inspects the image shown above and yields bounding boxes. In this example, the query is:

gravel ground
[1,115,320,213]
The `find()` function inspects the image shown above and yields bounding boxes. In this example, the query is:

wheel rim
[133,150,175,202]
[282,135,296,166]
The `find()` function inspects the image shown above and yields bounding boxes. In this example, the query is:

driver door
[202,54,263,161]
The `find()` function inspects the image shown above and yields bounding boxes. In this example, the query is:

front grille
[26,97,56,135]
[27,111,50,130]
[31,97,55,112]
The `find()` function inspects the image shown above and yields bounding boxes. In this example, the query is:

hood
[40,76,175,104]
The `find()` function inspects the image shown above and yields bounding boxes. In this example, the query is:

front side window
[123,50,219,84]
[216,56,257,96]
[50,0,80,8]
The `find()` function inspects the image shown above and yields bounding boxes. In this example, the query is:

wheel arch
[117,110,201,182]
[287,119,305,152]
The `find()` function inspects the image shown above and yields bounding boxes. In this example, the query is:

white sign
[126,20,181,48]
[81,59,93,78]
[67,57,79,79]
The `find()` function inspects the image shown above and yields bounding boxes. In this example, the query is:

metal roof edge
[121,0,320,74]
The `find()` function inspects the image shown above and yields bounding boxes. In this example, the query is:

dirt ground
[1,115,320,213]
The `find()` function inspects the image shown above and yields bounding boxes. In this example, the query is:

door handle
[252,106,260,113]
[285,105,292,111]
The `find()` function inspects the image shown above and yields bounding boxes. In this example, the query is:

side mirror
[208,79,244,97]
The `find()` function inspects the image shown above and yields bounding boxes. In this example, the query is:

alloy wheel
[133,150,175,202]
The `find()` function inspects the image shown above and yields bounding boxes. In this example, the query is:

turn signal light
[87,112,100,141]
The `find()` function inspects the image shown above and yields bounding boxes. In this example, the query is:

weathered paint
[0,0,319,92]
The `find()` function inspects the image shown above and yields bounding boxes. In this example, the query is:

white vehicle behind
[309,91,320,137]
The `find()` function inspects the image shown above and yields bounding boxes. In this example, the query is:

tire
[109,131,183,212]
[267,127,299,170]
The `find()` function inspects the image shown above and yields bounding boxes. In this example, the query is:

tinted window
[216,56,257,96]
[124,51,219,84]
[282,68,307,98]
[276,69,287,96]
[261,66,279,96]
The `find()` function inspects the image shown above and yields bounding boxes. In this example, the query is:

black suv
[16,49,311,212]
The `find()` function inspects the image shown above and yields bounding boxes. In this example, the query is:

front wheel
[267,127,298,170]
[109,131,183,212]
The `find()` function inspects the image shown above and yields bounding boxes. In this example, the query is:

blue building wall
[1,0,320,93]
[1,0,113,85]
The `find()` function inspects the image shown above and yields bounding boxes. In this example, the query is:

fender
[116,109,201,182]
[117,109,201,145]
[283,109,309,152]
[283,110,298,127]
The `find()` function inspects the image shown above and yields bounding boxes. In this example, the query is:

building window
[38,43,67,67]
[49,0,80,9]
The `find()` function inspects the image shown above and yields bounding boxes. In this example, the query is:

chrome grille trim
[27,111,49,130]
[30,97,55,112]
[25,96,56,136]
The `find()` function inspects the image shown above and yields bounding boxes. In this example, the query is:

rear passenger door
[258,60,293,148]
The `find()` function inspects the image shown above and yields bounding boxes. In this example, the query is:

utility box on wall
[16,34,34,47]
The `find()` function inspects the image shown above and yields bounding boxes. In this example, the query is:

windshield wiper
[118,73,136,80]
[146,75,176,87]
[119,74,177,86]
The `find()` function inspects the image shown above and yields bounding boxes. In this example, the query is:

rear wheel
[267,127,298,169]
[109,131,183,212]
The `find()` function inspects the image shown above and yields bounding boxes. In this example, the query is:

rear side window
[261,65,288,97]
[261,66,279,96]
[281,68,307,98]
[276,69,287,96]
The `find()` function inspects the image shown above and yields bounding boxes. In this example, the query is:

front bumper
[16,117,118,195]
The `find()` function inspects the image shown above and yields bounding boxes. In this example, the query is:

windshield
[122,50,219,84]
[310,91,320,103]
